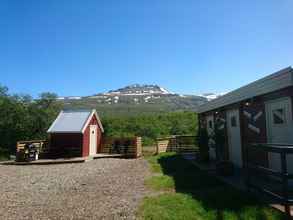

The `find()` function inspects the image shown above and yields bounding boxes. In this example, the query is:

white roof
[47,109,104,133]
[198,67,293,113]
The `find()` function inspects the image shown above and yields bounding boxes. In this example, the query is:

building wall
[241,100,268,167]
[215,111,229,160]
[199,86,293,167]
[82,114,103,157]
[49,133,83,158]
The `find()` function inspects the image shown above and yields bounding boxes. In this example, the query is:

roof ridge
[62,109,92,112]
[198,67,293,113]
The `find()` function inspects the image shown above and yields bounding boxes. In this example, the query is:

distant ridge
[57,84,223,116]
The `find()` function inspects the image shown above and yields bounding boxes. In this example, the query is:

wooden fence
[101,137,142,158]
[156,135,198,154]
[16,137,142,160]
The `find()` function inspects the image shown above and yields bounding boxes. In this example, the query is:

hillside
[59,84,208,116]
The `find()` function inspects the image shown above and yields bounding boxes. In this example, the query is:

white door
[226,109,243,167]
[266,97,293,172]
[206,115,216,160]
[89,125,97,156]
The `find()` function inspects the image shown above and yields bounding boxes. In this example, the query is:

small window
[231,116,237,127]
[273,108,285,124]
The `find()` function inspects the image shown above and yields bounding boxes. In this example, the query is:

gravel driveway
[0,158,150,220]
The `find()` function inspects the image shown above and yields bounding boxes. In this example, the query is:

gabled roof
[47,109,104,133]
[198,67,293,113]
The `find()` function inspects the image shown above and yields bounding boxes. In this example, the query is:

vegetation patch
[139,153,285,220]
[146,152,176,173]
[145,175,174,191]
[102,111,197,146]
[139,193,213,220]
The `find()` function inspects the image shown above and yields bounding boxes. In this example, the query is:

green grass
[138,153,285,220]
[146,152,176,173]
[145,175,175,191]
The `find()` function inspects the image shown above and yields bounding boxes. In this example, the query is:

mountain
[198,92,225,101]
[58,84,208,117]
[105,84,172,96]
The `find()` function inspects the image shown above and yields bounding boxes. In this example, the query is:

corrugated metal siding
[198,67,293,113]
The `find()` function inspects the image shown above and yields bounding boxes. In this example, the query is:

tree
[0,88,62,156]
[0,85,8,97]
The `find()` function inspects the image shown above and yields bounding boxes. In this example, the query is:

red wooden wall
[82,114,102,157]
[199,86,293,167]
[49,133,83,158]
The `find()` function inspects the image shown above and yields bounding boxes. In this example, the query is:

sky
[0,0,292,97]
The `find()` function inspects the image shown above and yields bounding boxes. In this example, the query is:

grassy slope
[138,153,285,220]
[60,95,204,117]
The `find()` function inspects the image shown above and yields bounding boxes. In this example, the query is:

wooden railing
[245,143,293,217]
[100,137,142,158]
[156,135,198,154]
[16,140,48,161]
[16,140,48,152]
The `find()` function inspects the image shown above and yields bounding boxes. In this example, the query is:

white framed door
[265,97,293,172]
[226,109,242,167]
[89,125,97,156]
[206,115,216,160]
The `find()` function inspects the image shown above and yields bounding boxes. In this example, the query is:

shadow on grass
[156,153,285,220]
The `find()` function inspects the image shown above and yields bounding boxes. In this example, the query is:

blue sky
[0,0,292,97]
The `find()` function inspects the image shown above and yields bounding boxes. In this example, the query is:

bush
[0,147,9,161]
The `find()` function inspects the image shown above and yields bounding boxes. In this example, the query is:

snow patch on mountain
[199,93,226,101]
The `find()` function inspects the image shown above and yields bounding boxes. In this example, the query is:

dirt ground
[0,158,150,220]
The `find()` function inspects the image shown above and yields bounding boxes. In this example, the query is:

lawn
[138,152,285,220]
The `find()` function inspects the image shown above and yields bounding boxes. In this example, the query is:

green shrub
[0,147,9,161]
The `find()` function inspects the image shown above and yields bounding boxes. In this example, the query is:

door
[89,125,97,156]
[226,109,243,167]
[266,97,293,172]
[206,115,216,159]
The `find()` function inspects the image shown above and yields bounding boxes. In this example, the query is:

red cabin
[47,109,104,158]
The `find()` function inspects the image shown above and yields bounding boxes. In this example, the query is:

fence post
[281,151,290,217]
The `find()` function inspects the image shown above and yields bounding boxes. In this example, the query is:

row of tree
[0,85,198,158]
[102,111,197,145]
[0,85,61,156]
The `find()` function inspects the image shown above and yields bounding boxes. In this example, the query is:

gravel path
[0,158,150,220]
